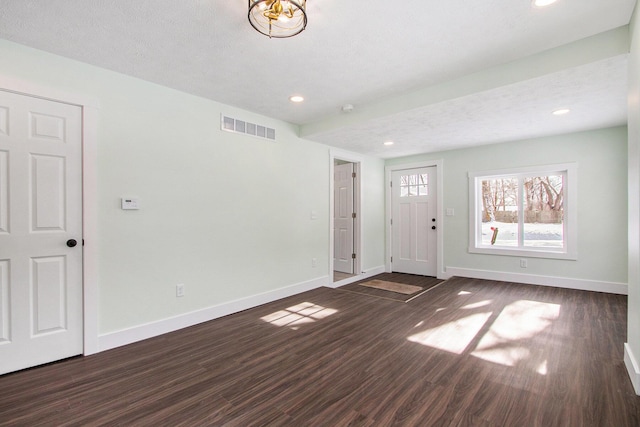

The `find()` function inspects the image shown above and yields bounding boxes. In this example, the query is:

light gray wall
[387,126,628,285]
[360,158,386,270]
[0,39,385,336]
[627,2,640,386]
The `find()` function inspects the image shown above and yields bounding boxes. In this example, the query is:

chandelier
[248,0,307,38]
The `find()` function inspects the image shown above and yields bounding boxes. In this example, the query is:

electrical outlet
[312,258,317,268]
[520,259,527,268]
[176,283,185,297]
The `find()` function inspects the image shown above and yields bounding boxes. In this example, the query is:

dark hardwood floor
[1,275,639,426]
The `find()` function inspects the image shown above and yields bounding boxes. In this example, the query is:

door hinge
[390,181,393,187]
[352,172,356,178]
[352,212,356,219]
[390,218,393,225]
[352,253,356,259]
[391,256,393,263]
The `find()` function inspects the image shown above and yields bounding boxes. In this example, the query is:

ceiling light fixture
[383,141,394,146]
[341,104,354,113]
[289,95,304,103]
[248,0,307,38]
[532,0,558,8]
[552,108,571,116]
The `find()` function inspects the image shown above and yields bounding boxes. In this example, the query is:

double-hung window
[468,163,577,259]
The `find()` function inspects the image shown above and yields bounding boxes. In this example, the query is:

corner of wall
[625,343,640,395]
[627,0,640,397]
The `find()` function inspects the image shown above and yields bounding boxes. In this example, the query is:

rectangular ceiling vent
[221,114,276,141]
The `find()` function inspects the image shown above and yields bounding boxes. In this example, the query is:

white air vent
[221,115,276,141]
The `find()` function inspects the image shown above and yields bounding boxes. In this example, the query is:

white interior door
[0,90,83,375]
[391,167,437,276]
[334,162,354,274]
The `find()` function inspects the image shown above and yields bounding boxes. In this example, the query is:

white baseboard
[327,265,386,288]
[625,343,640,395]
[444,267,628,295]
[97,275,329,352]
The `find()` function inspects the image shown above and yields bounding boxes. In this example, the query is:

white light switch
[310,210,318,220]
[121,197,140,210]
[446,208,455,216]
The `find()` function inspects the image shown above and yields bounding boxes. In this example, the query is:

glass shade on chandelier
[248,0,307,38]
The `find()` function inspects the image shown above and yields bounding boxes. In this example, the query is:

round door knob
[432,226,436,230]
[66,239,78,248]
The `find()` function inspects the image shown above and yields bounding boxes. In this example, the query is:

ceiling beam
[300,26,630,139]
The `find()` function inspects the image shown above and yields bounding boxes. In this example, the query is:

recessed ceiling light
[383,141,394,146]
[341,104,354,113]
[552,108,571,116]
[289,95,304,103]
[532,0,558,7]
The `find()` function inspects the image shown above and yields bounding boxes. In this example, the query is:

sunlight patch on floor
[470,300,560,370]
[537,359,548,375]
[407,312,493,354]
[461,300,493,310]
[406,298,560,374]
[261,302,338,330]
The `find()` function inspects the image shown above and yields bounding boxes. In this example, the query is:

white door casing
[334,162,354,274]
[0,90,83,375]
[391,166,437,276]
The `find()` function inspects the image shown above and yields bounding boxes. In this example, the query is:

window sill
[468,246,577,260]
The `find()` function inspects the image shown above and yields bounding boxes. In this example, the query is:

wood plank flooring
[1,275,639,426]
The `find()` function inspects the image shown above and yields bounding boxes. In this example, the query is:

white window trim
[468,163,577,260]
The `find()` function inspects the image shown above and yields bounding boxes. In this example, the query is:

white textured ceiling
[309,56,629,158]
[0,0,636,158]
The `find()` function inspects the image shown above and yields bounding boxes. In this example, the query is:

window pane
[481,178,519,246]
[523,175,564,248]
[470,165,573,258]
[399,174,429,197]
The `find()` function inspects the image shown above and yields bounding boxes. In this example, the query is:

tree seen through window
[481,175,563,248]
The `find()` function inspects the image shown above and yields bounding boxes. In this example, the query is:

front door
[391,166,437,276]
[334,162,354,274]
[0,90,83,375]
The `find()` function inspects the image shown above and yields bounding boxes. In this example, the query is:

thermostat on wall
[121,197,140,210]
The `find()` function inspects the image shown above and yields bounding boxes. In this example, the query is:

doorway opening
[331,155,361,284]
